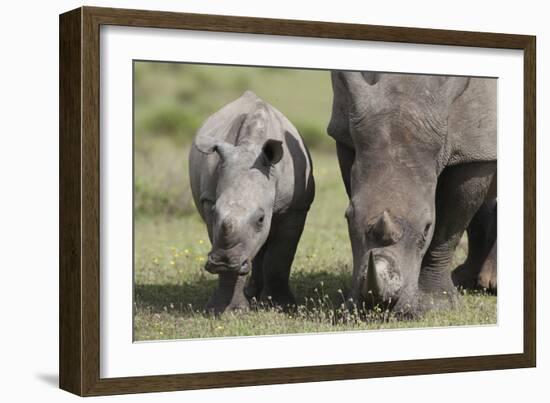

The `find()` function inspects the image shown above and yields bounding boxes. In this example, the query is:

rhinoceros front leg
[260,210,308,309]
[419,162,496,306]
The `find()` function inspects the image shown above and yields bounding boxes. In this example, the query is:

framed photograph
[59,6,536,396]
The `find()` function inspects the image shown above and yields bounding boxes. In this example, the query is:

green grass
[133,62,496,341]
[134,62,334,151]
[135,292,496,340]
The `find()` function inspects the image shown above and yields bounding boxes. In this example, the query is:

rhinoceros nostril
[207,252,233,267]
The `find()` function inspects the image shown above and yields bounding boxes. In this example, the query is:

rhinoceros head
[335,71,469,313]
[205,139,282,275]
[196,104,284,276]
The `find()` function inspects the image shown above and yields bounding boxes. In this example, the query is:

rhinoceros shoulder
[266,104,315,213]
[447,78,497,166]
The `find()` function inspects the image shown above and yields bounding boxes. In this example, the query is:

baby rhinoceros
[189,91,315,314]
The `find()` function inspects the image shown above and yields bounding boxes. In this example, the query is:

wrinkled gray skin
[328,72,497,314]
[189,91,314,314]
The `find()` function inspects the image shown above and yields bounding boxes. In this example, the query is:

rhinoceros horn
[366,251,380,297]
[371,210,402,246]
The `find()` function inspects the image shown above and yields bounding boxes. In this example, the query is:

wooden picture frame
[59,6,536,396]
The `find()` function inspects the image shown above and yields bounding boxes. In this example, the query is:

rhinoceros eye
[253,210,266,230]
[200,195,215,211]
[423,223,432,238]
[417,222,432,249]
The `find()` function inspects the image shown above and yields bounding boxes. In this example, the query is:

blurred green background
[134,62,333,218]
[133,61,493,341]
[135,62,333,149]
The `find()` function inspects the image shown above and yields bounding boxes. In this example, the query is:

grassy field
[135,62,334,151]
[133,62,496,341]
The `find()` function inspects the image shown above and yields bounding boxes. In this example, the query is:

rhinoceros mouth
[205,255,251,275]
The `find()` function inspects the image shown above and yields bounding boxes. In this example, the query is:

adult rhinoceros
[328,71,497,314]
[189,91,315,314]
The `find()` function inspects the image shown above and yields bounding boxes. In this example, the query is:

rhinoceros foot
[452,263,479,290]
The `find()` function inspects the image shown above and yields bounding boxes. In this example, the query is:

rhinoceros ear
[361,71,382,85]
[194,113,247,154]
[335,71,382,115]
[261,139,284,165]
[336,71,370,103]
